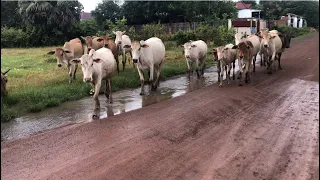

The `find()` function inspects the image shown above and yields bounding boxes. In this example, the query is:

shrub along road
[1,33,319,180]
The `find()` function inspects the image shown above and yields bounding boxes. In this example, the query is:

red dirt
[1,33,319,180]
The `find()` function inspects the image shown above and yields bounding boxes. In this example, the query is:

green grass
[1,42,216,122]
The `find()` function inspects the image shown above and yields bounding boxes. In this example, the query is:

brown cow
[47,38,84,84]
[1,69,10,96]
[81,36,119,73]
[232,41,254,86]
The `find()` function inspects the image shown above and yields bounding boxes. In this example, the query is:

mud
[1,33,319,180]
[2,62,243,141]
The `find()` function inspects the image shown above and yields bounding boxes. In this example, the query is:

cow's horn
[3,69,10,75]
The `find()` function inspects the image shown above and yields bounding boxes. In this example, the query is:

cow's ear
[270,36,276,39]
[93,58,102,63]
[122,31,126,34]
[71,58,81,64]
[112,31,116,35]
[96,38,104,42]
[191,44,197,48]
[89,49,95,57]
[141,44,149,48]
[232,45,238,49]
[123,44,131,49]
[47,50,55,55]
[80,36,86,40]
[212,48,217,52]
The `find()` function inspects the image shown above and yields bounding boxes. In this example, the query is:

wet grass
[1,42,216,122]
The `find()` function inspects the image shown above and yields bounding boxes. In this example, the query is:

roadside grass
[1,42,216,122]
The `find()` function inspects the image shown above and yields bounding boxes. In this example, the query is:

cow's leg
[195,59,201,78]
[227,64,231,84]
[92,81,101,119]
[238,63,243,86]
[253,55,256,73]
[67,64,73,84]
[108,78,112,103]
[122,50,126,72]
[115,55,120,74]
[219,64,225,87]
[104,79,109,99]
[278,53,283,70]
[149,64,156,91]
[137,67,145,95]
[232,61,235,80]
[260,52,264,66]
[245,60,251,83]
[154,62,163,90]
[73,64,78,80]
[129,51,135,68]
[217,60,221,82]
[186,59,191,79]
[267,56,272,74]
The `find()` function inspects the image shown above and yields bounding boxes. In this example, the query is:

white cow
[235,33,261,72]
[71,48,115,119]
[213,45,237,87]
[113,31,132,71]
[182,40,208,78]
[259,32,283,74]
[123,37,165,95]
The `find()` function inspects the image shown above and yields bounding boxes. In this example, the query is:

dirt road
[1,33,319,180]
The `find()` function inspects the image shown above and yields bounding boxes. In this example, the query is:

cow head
[123,40,149,64]
[212,46,229,61]
[47,47,72,68]
[232,41,253,62]
[1,69,10,96]
[182,41,197,60]
[113,31,126,47]
[260,33,276,49]
[81,36,105,54]
[70,49,102,83]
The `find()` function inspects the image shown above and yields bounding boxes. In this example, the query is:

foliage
[272,24,313,37]
[172,30,197,46]
[1,1,23,28]
[73,19,101,37]
[1,27,28,48]
[260,1,319,27]
[212,26,235,46]
[140,24,164,40]
[91,0,121,27]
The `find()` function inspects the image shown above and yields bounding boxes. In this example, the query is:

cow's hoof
[219,84,222,88]
[92,114,99,119]
[237,76,240,79]
[233,77,235,80]
[140,92,145,95]
[239,83,243,86]
[279,66,283,70]
[267,71,272,74]
[151,85,157,91]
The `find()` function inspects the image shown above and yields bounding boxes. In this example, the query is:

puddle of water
[1,58,262,141]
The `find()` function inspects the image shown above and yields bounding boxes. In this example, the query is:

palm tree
[18,0,82,31]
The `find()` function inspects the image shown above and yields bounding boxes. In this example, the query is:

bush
[195,25,215,42]
[1,27,28,48]
[140,24,164,40]
[172,29,196,45]
[272,24,312,37]
[212,26,235,46]
[128,26,139,41]
[73,19,101,37]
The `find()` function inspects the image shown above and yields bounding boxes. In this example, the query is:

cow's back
[192,40,208,60]
[145,37,165,65]
[69,38,84,58]
[107,40,118,57]
[95,48,115,77]
[247,35,260,55]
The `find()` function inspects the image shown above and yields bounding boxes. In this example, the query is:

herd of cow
[1,29,293,118]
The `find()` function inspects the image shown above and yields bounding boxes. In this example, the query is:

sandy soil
[1,33,319,180]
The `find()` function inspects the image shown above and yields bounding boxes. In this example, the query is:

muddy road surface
[1,33,319,180]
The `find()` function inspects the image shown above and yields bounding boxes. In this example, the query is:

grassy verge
[1,41,216,122]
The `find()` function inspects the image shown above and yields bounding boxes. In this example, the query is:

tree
[1,1,23,28]
[18,1,83,31]
[91,0,121,26]
[239,0,257,7]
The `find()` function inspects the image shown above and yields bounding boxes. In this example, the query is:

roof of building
[236,2,252,10]
[80,11,93,20]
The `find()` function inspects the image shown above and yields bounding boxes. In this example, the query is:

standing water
[2,58,262,141]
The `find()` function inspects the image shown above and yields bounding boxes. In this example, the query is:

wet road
[1,64,241,141]
[1,33,319,180]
